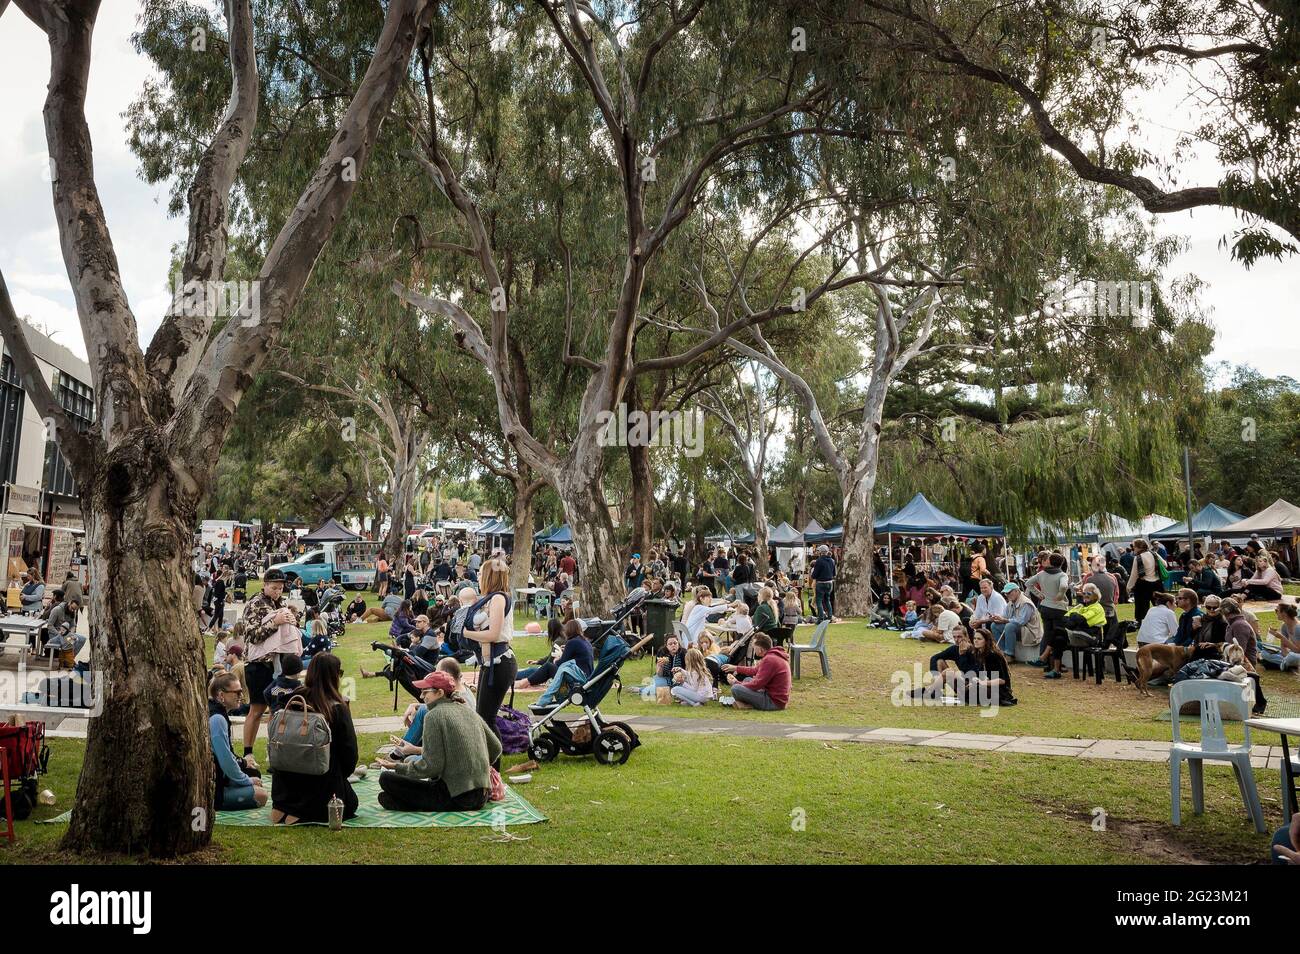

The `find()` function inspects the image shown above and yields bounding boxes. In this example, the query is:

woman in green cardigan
[751,585,780,635]
[376,670,501,812]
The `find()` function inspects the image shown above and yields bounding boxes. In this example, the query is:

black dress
[271,699,359,823]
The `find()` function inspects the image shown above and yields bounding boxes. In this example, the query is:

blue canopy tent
[1150,503,1245,542]
[734,522,803,547]
[533,524,557,542]
[544,524,573,545]
[805,524,842,544]
[873,493,1007,586]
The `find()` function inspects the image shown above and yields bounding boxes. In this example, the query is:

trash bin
[643,598,679,653]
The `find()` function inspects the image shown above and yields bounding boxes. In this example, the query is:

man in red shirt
[723,633,790,710]
[559,552,577,579]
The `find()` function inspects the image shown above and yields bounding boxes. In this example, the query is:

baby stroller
[0,721,49,823]
[319,586,346,641]
[369,640,436,711]
[527,587,652,766]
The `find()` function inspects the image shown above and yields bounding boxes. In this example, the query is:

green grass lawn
[4,732,1280,864]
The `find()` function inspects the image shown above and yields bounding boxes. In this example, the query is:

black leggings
[476,655,517,767]
[1132,578,1160,623]
[378,771,488,812]
[1240,584,1281,603]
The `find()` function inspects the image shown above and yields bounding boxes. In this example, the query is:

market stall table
[1245,717,1300,820]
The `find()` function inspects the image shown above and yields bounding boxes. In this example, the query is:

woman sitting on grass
[388,599,417,646]
[1231,553,1285,602]
[968,629,1015,706]
[345,594,367,623]
[208,671,266,810]
[696,632,730,687]
[644,633,687,698]
[1260,601,1300,671]
[271,653,359,826]
[670,647,715,706]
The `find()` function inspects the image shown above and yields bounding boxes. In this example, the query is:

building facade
[0,319,92,589]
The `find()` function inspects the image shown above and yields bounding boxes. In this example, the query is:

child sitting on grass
[643,634,686,700]
[902,600,919,628]
[670,648,715,706]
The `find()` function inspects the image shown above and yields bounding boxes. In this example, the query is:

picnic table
[0,615,46,657]
[1245,716,1300,819]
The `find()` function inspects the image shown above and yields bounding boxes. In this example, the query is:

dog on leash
[1132,641,1224,696]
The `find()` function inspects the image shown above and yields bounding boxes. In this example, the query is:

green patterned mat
[42,774,548,829]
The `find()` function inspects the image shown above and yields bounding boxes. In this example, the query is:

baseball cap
[411,670,457,694]
[1001,582,1020,594]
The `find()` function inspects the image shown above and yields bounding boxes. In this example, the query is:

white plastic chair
[1169,680,1266,833]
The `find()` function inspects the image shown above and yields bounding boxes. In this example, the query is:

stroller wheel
[593,727,632,766]
[529,735,559,763]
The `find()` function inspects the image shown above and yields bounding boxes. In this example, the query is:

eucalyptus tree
[844,0,1299,264]
[0,0,432,857]
[392,0,886,609]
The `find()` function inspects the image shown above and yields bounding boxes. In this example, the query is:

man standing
[240,568,302,762]
[810,545,836,622]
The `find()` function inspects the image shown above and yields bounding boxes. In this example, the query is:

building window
[44,369,95,498]
[0,355,23,486]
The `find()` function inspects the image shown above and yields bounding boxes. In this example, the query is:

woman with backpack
[461,558,515,764]
[270,653,359,826]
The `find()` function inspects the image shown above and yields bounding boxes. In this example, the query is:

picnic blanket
[42,774,547,829]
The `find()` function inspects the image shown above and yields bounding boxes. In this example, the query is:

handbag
[267,696,332,776]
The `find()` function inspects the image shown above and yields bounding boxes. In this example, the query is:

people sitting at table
[752,586,780,634]
[1260,601,1300,671]
[1135,590,1178,644]
[345,594,367,622]
[670,648,716,706]
[683,587,717,646]
[44,597,84,666]
[1231,553,1285,602]
[376,670,500,813]
[19,569,45,614]
[536,619,593,707]
[208,671,267,810]
[722,633,790,710]
[721,600,754,638]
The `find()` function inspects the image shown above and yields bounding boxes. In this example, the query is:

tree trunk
[509,478,539,595]
[751,480,769,576]
[62,449,213,857]
[628,442,654,560]
[383,460,419,554]
[555,472,625,613]
[835,470,877,617]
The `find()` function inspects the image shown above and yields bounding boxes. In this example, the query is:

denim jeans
[538,660,588,706]
[1260,647,1300,671]
[670,685,712,705]
[996,621,1017,656]
[814,581,834,620]
[404,704,427,745]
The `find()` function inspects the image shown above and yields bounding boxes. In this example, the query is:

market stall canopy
[538,524,573,545]
[1026,519,1099,545]
[1150,504,1246,541]
[873,493,1004,538]
[804,523,843,543]
[769,522,804,546]
[534,524,558,541]
[1212,499,1300,539]
[300,518,362,543]
[801,519,825,538]
[1084,513,1178,544]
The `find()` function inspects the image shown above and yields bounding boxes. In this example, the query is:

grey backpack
[267,695,332,775]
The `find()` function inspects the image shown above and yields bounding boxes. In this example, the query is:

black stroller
[319,586,346,641]
[526,587,652,766]
[369,641,437,711]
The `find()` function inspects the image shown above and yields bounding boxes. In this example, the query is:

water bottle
[327,793,344,830]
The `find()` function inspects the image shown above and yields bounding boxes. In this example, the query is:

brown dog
[1134,641,1223,696]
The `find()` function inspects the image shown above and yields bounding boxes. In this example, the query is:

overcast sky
[1,3,1295,379]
